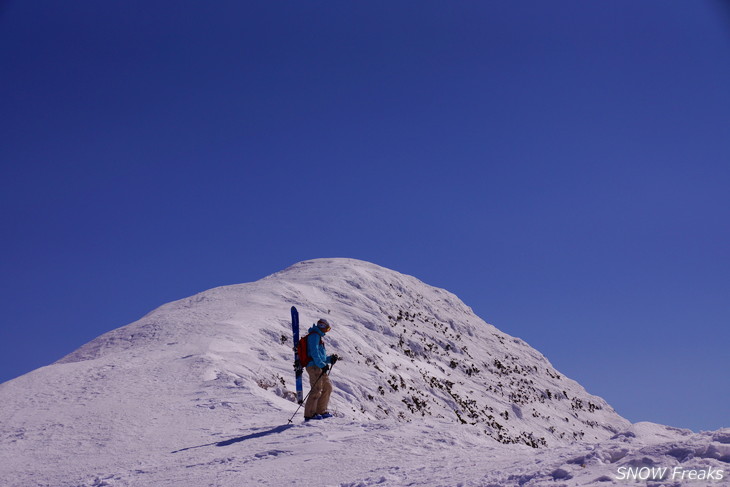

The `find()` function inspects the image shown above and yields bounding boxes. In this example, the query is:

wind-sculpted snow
[0,258,726,486]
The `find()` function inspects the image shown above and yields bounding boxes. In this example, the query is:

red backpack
[297,333,322,366]
[297,334,310,366]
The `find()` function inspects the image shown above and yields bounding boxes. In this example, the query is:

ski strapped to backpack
[291,307,304,404]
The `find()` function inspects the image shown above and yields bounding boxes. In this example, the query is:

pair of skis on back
[290,306,304,404]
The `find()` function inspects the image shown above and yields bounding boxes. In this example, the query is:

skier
[304,318,339,421]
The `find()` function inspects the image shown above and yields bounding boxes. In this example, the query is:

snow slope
[0,258,726,486]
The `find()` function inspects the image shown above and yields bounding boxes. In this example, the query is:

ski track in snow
[1,258,727,486]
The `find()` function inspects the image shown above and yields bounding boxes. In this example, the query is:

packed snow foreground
[1,259,727,486]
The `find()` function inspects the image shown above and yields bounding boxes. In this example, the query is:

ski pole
[287,363,335,424]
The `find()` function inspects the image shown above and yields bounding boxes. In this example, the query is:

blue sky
[1,1,728,431]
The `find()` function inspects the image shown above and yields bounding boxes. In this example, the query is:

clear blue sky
[1,1,728,432]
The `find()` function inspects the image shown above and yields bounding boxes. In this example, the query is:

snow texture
[0,258,726,486]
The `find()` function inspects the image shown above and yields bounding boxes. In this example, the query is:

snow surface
[1,258,727,486]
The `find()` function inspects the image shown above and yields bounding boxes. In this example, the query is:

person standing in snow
[304,318,339,421]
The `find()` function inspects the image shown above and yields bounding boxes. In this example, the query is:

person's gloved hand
[322,365,330,373]
[330,354,339,365]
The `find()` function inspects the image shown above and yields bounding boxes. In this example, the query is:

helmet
[317,318,331,333]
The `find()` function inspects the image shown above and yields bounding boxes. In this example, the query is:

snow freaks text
[615,465,724,482]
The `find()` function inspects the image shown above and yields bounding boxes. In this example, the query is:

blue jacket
[306,326,332,368]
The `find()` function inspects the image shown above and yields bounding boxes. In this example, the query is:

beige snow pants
[304,365,332,418]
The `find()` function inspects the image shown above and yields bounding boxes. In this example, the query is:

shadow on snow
[171,424,294,453]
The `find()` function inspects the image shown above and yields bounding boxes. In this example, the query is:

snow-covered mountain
[1,258,727,486]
